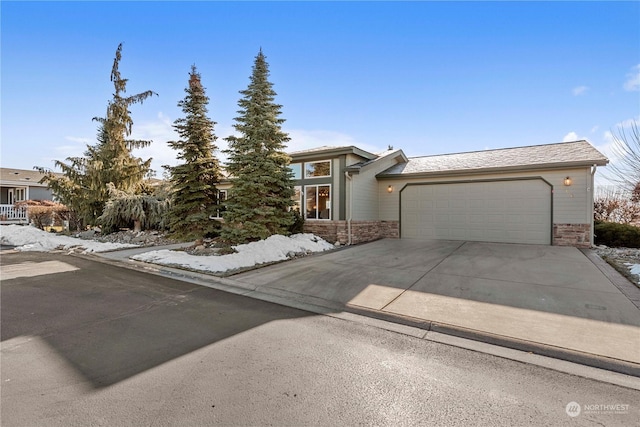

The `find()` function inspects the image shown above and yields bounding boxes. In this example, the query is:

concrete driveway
[233,239,640,372]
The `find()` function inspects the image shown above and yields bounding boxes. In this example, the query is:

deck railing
[0,204,28,223]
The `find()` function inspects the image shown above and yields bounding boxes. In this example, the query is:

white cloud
[41,136,90,168]
[130,114,381,177]
[54,136,91,156]
[598,117,640,162]
[593,116,640,187]
[572,86,589,96]
[131,112,179,176]
[130,113,239,177]
[562,131,579,142]
[590,125,599,133]
[284,129,383,155]
[623,64,640,91]
[64,136,92,144]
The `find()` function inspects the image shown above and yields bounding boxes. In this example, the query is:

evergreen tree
[222,50,295,244]
[38,43,156,229]
[167,65,222,240]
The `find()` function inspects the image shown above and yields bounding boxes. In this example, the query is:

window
[211,190,227,219]
[15,188,26,202]
[305,185,331,220]
[291,186,302,213]
[305,160,331,178]
[289,163,302,180]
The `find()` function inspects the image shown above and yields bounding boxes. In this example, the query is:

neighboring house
[0,168,58,224]
[288,140,608,248]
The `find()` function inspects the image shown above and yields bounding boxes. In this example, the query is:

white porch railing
[0,204,28,223]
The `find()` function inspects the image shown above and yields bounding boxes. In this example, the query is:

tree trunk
[133,220,142,233]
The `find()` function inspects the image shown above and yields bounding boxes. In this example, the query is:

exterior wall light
[387,185,393,193]
[564,176,572,186]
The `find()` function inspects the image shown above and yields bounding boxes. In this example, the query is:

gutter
[344,171,352,245]
[590,164,597,247]
[376,160,609,180]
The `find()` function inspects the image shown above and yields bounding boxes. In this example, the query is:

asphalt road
[1,251,638,426]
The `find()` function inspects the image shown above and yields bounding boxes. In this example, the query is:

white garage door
[401,179,552,244]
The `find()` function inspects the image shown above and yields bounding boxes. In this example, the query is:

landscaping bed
[594,246,640,287]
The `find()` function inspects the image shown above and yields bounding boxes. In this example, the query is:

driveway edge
[580,248,640,310]
[82,253,640,380]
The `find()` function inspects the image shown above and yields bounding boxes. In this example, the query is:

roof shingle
[378,140,608,177]
[0,167,57,186]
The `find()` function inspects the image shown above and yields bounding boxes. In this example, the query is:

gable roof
[377,140,608,178]
[345,149,408,172]
[0,168,58,187]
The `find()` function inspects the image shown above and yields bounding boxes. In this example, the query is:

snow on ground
[628,264,640,284]
[132,233,334,274]
[0,224,138,253]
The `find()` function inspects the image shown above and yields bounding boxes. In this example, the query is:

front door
[8,189,13,205]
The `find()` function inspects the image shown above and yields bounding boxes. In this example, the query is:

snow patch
[626,263,640,284]
[132,233,334,273]
[0,224,138,253]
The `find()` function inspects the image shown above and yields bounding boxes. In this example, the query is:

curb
[581,248,640,310]
[83,252,640,379]
[341,301,640,378]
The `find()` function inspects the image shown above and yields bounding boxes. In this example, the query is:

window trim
[304,184,332,220]
[289,163,303,180]
[291,185,303,213]
[211,189,227,219]
[304,160,332,179]
[13,187,26,202]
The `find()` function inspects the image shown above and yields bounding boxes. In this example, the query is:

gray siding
[378,167,594,225]
[349,156,404,221]
[29,187,55,201]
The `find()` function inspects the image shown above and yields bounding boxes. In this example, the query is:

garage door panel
[449,214,466,225]
[505,215,524,224]
[401,180,551,245]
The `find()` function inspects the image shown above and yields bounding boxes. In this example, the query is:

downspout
[344,171,352,245]
[590,164,597,247]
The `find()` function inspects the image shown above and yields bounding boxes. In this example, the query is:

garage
[400,178,552,245]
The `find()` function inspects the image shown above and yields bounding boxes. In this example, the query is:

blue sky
[2,1,639,184]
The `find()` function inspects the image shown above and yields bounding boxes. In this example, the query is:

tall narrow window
[212,190,227,218]
[291,186,302,213]
[305,185,331,220]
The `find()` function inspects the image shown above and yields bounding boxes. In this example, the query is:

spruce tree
[38,43,156,229]
[222,50,295,244]
[167,65,222,240]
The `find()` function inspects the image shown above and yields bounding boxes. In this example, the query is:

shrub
[593,188,640,224]
[288,209,305,235]
[594,221,640,248]
[98,183,171,233]
[15,200,69,230]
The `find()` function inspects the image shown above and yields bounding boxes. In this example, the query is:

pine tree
[167,65,222,240]
[222,50,295,244]
[38,43,156,229]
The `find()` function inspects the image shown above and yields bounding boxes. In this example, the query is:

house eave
[0,180,49,187]
[345,150,408,173]
[376,160,608,180]
[289,146,377,162]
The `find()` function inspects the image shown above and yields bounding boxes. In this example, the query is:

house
[0,168,58,224]
[288,140,608,248]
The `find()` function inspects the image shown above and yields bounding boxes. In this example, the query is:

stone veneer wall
[308,221,592,248]
[304,220,399,245]
[553,223,591,248]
